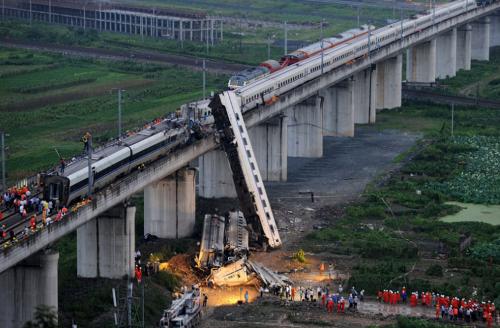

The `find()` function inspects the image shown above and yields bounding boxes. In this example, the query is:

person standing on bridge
[59,158,66,174]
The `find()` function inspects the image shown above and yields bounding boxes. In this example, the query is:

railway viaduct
[1,2,500,327]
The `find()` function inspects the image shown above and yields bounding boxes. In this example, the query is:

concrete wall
[352,68,377,124]
[471,17,490,60]
[144,168,196,238]
[288,95,324,157]
[456,24,472,71]
[490,13,500,47]
[0,250,59,328]
[376,54,402,109]
[321,79,354,137]
[248,117,288,181]
[198,149,237,198]
[77,205,135,279]
[406,40,436,83]
[435,28,457,79]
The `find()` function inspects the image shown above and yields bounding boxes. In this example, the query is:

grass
[0,47,227,183]
[437,47,500,99]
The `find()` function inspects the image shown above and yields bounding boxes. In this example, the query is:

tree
[23,305,57,328]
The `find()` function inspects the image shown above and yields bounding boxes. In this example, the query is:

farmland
[0,47,227,182]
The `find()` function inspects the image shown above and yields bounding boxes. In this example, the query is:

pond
[440,202,500,226]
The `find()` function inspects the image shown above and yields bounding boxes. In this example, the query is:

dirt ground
[194,125,421,327]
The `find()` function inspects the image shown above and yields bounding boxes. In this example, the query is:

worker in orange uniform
[435,304,441,319]
[291,287,296,301]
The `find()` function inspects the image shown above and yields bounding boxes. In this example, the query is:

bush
[153,271,179,291]
[425,264,443,277]
[293,249,306,263]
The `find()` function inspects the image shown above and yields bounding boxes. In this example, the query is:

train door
[42,175,71,206]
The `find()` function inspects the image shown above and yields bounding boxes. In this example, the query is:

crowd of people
[0,184,74,246]
[378,287,497,326]
[266,284,364,314]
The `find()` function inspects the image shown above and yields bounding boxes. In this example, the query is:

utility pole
[202,59,206,99]
[267,34,271,60]
[206,22,209,55]
[451,103,455,137]
[1,131,6,193]
[86,134,93,197]
[320,19,324,74]
[357,5,361,28]
[127,281,133,328]
[29,0,32,25]
[49,0,51,23]
[118,89,123,138]
[284,21,288,55]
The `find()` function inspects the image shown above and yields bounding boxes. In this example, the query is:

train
[42,119,195,207]
[234,0,493,112]
[227,25,374,89]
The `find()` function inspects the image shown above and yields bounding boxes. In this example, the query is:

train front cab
[42,175,71,206]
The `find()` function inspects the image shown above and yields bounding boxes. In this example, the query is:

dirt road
[0,38,248,75]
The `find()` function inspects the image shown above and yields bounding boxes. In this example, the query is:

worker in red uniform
[135,265,142,283]
[340,297,345,313]
[322,293,327,307]
[377,290,383,302]
[410,293,417,307]
[30,215,36,231]
[327,298,334,313]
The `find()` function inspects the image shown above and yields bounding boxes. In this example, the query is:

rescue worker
[244,290,249,304]
[203,294,208,307]
[327,297,334,313]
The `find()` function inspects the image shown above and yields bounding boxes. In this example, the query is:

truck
[159,285,201,328]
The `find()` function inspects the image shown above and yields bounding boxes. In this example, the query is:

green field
[0,47,227,182]
[0,0,399,67]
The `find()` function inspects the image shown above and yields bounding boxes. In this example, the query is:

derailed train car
[196,214,226,269]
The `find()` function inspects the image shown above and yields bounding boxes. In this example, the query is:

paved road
[0,38,248,75]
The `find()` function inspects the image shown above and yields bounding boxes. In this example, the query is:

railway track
[402,87,500,109]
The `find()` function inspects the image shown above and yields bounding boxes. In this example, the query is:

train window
[243,138,247,145]
[246,150,252,158]
[254,174,259,183]
[262,200,267,207]
[239,125,243,133]
[258,187,263,195]
[250,162,255,170]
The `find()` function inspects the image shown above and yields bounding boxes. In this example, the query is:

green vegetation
[0,47,226,182]
[306,103,500,301]
[292,249,306,263]
[438,47,500,99]
[23,306,58,328]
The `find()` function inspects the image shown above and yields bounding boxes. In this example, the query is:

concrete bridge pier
[456,24,472,71]
[376,54,402,109]
[435,28,457,79]
[77,205,135,279]
[406,40,436,83]
[248,116,288,181]
[489,12,500,47]
[144,168,196,238]
[198,149,237,198]
[352,67,377,124]
[321,79,354,137]
[0,249,59,328]
[287,95,324,157]
[471,17,490,61]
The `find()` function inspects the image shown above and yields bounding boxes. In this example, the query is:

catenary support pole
[1,131,5,193]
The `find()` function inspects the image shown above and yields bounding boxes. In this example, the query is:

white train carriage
[43,126,190,206]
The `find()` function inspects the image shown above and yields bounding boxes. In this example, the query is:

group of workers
[378,287,497,326]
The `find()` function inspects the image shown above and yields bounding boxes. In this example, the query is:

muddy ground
[196,125,421,327]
